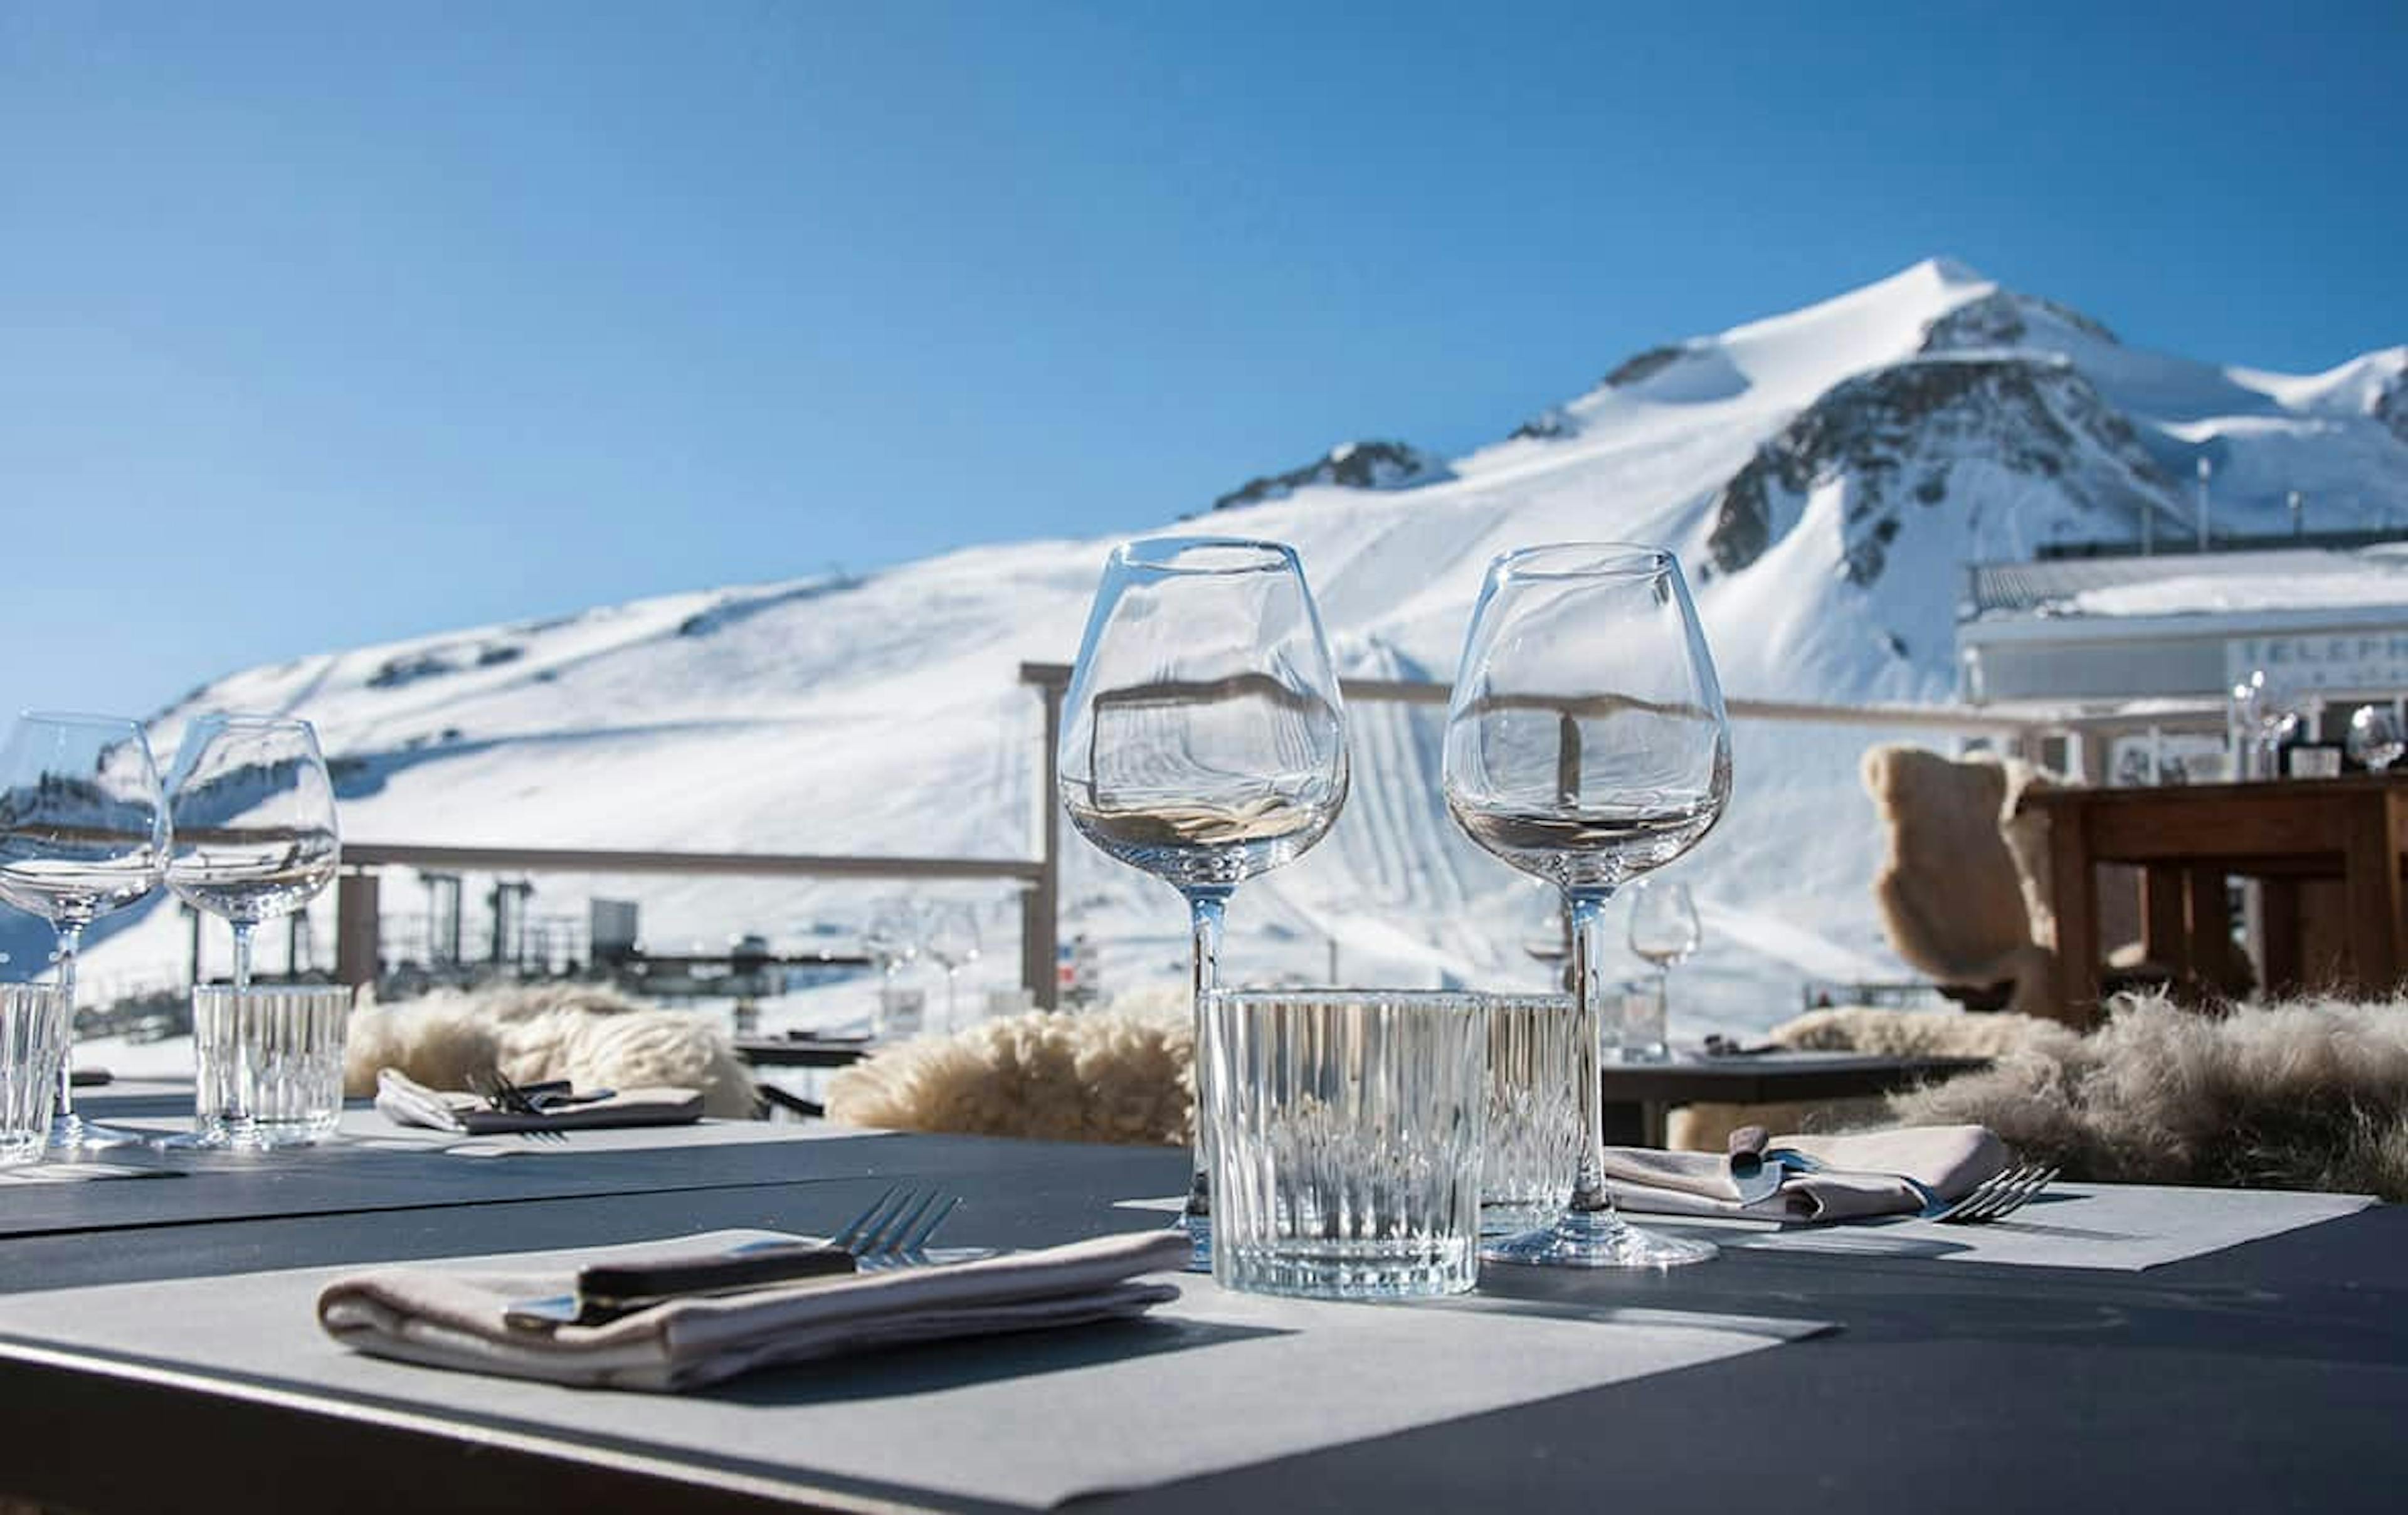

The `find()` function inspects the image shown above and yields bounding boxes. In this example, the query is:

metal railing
[329,663,2217,1008]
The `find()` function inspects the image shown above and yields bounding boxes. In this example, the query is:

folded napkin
[1600,1124,2009,1223]
[318,1228,1192,1392]
[374,1068,704,1135]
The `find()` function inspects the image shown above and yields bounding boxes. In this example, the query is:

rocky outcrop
[1704,355,2175,583]
[1211,440,1452,512]
[1920,290,2120,354]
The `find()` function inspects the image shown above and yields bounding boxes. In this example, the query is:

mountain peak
[1210,440,1453,512]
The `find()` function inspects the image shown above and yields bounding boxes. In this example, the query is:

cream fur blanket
[1893,991,2408,1199]
[825,1008,1193,1146]
[343,983,758,1119]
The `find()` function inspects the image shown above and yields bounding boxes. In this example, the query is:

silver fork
[476,1072,569,1144]
[1768,1149,2057,1224]
[831,1186,966,1270]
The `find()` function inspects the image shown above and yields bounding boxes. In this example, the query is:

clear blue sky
[5,2,2403,719]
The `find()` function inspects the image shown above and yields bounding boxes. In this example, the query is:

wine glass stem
[1183,887,1229,1219]
[1566,888,1618,1213]
[231,922,256,994]
[51,922,83,1122]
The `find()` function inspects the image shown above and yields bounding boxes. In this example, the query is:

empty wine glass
[2347,705,2404,773]
[862,897,922,1037]
[1442,543,1731,1268]
[0,712,169,1151]
[1625,878,1702,1060]
[1059,537,1349,1270]
[922,901,981,1031]
[164,715,342,993]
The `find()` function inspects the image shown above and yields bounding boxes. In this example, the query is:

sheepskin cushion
[344,983,758,1119]
[1862,745,2060,1020]
[1666,1006,2067,1151]
[825,1009,1192,1146]
[1892,990,2408,1199]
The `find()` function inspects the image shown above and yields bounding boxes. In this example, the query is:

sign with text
[2226,631,2408,693]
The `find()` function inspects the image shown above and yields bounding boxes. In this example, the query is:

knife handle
[577,1241,855,1307]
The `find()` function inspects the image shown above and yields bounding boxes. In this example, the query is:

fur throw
[344,983,758,1119]
[825,1009,1193,1146]
[1861,744,2057,1019]
[1891,991,2408,1199]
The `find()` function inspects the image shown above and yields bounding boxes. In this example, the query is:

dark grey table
[0,1123,2398,1514]
[1600,1050,1992,1145]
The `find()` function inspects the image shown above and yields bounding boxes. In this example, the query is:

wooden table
[2023,774,2408,1023]
[0,1099,2397,1514]
[1599,1051,1990,1146]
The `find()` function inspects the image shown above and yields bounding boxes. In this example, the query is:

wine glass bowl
[1442,543,1731,1268]
[0,712,171,1149]
[922,901,982,1030]
[2347,705,2404,774]
[1059,537,1349,1270]
[164,715,341,991]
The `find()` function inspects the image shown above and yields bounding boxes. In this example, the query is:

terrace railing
[327,665,2229,1010]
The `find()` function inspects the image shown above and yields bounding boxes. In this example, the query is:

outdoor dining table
[0,1088,2399,1513]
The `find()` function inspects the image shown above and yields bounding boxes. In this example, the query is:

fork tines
[828,1186,963,1267]
[1936,1163,2058,1225]
[477,1072,568,1143]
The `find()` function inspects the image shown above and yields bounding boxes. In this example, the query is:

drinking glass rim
[190,983,357,1002]
[16,710,152,735]
[1207,987,1486,1011]
[1111,537,1301,577]
[1487,542,1673,582]
[0,983,66,1005]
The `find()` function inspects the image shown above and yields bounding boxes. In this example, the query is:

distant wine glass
[1059,537,1349,1270]
[862,897,922,1036]
[0,712,169,1150]
[2347,705,2404,773]
[1626,878,1702,1060]
[1443,543,1731,1269]
[164,715,342,994]
[922,902,981,1031]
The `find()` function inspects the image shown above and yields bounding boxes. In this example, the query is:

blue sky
[4,3,2404,719]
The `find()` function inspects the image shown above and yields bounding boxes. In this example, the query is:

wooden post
[1023,667,1065,1010]
[334,870,381,990]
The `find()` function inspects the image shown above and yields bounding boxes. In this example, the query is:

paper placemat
[0,1238,1829,1508]
[1644,1182,2372,1271]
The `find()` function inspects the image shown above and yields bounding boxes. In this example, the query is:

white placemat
[1640,1182,2373,1271]
[0,1239,1828,1507]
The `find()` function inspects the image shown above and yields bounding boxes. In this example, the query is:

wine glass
[1442,543,1731,1268]
[164,715,342,993]
[1625,878,1702,1061]
[2347,705,2404,773]
[1059,537,1349,1270]
[0,712,170,1150]
[861,897,922,1037]
[922,901,981,1031]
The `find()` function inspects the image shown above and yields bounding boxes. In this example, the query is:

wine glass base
[1481,1206,1718,1269]
[46,1113,146,1153]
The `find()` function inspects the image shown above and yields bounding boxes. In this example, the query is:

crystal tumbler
[1480,993,1583,1236]
[1201,989,1487,1299]
[0,984,68,1166]
[192,983,356,1148]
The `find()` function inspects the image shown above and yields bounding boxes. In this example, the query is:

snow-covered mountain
[56,258,2408,1035]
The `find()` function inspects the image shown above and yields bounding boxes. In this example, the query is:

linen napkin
[374,1067,704,1135]
[317,1228,1192,1392]
[1600,1124,2009,1223]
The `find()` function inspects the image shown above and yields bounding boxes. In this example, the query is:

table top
[2020,771,2408,811]
[1597,1049,1990,1102]
[0,1120,2399,1514]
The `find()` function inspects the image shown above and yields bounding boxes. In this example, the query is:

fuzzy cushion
[1891,990,2408,1198]
[344,983,758,1119]
[824,1009,1193,1146]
